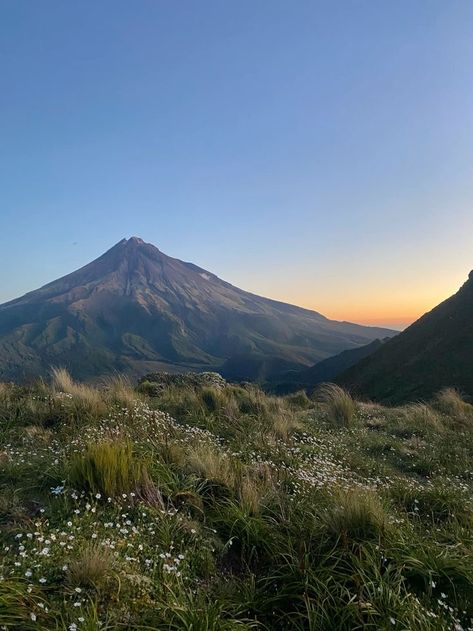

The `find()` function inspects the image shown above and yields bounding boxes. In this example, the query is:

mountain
[338,271,473,403]
[269,338,387,394]
[0,237,396,382]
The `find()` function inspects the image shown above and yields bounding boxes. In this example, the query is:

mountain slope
[270,338,387,394]
[338,271,473,403]
[0,237,396,381]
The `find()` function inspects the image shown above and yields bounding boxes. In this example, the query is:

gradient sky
[1,1,473,330]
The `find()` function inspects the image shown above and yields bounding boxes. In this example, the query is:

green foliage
[69,440,148,498]
[1,377,473,629]
[321,488,389,544]
[284,390,311,410]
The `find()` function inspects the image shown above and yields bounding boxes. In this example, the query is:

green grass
[0,373,472,629]
[69,440,149,498]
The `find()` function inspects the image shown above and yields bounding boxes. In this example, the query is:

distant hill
[0,237,395,382]
[338,271,473,403]
[269,338,387,394]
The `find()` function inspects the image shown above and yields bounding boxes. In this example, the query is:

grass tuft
[321,487,389,543]
[69,440,152,499]
[316,383,356,427]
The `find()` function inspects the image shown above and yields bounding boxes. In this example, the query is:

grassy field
[1,371,473,630]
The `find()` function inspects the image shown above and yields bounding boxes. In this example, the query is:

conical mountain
[0,237,395,381]
[338,271,473,403]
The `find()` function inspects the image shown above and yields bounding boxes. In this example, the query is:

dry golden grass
[67,543,116,588]
[238,463,276,514]
[434,388,473,420]
[316,383,356,427]
[187,444,238,489]
[322,487,389,543]
[51,367,106,416]
[23,425,53,444]
[271,409,303,441]
[102,374,142,408]
[400,402,444,433]
[0,382,10,399]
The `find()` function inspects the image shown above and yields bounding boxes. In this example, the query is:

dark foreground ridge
[339,271,473,403]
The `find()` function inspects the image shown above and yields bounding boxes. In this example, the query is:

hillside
[0,373,472,629]
[269,338,386,394]
[339,271,473,403]
[0,237,395,382]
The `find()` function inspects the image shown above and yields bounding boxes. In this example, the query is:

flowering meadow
[0,372,473,630]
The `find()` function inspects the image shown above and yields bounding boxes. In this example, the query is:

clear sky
[1,1,472,330]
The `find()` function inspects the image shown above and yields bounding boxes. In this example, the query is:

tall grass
[316,383,356,427]
[434,387,473,421]
[69,440,155,499]
[1,374,473,629]
[102,374,141,408]
[67,543,116,589]
[51,366,106,416]
[187,444,238,490]
[321,487,389,544]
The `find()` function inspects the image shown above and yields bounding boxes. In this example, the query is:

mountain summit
[338,271,473,403]
[0,238,396,381]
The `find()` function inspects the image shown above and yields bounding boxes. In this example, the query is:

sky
[1,1,472,330]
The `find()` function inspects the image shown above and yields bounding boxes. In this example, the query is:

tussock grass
[187,444,238,490]
[23,424,53,444]
[284,390,311,410]
[401,402,444,433]
[69,440,155,500]
[67,543,116,589]
[434,387,473,420]
[316,383,356,427]
[1,374,473,629]
[238,464,277,515]
[51,366,106,417]
[0,382,10,401]
[101,374,141,408]
[321,487,389,543]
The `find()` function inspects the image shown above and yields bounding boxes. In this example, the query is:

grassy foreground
[1,371,473,630]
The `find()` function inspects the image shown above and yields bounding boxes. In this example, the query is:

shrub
[137,379,161,396]
[316,383,356,427]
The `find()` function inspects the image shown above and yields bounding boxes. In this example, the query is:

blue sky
[1,1,472,329]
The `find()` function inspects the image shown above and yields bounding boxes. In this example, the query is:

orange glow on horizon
[293,297,446,331]
[324,312,420,330]
[241,268,467,332]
